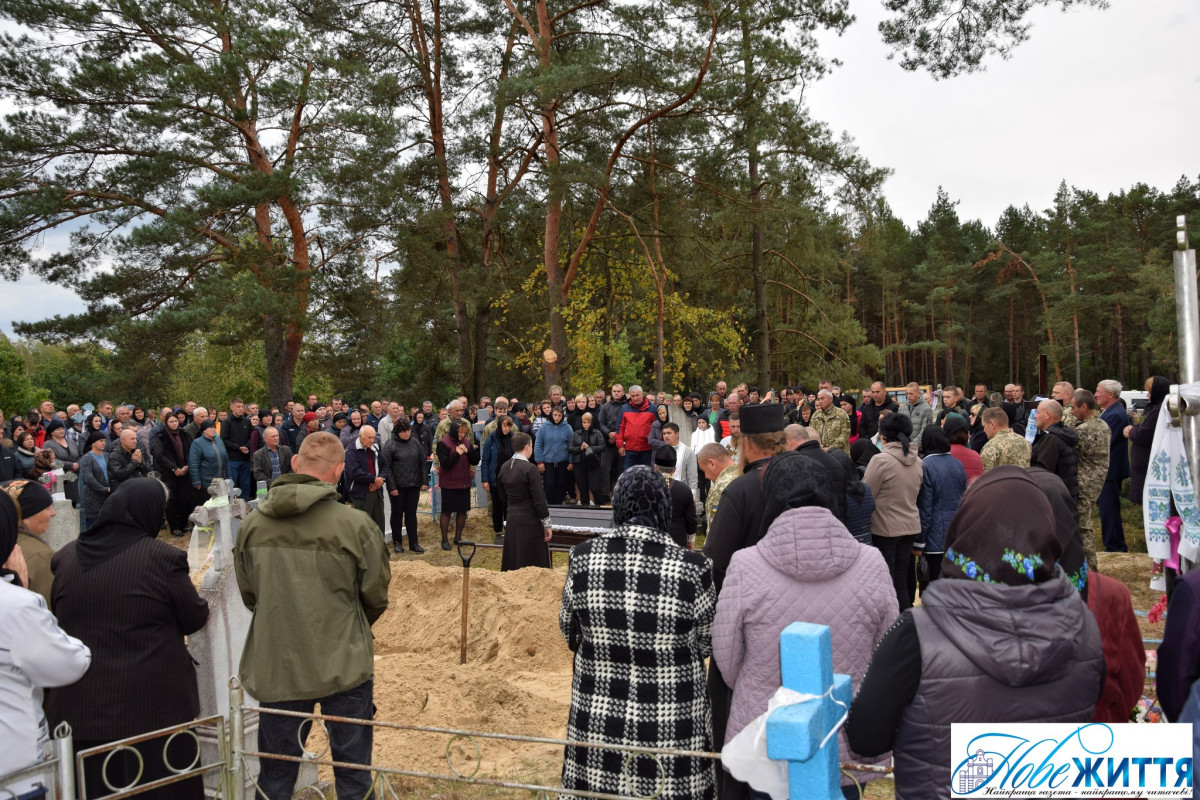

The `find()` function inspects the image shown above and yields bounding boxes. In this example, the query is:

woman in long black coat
[498,432,552,571]
[150,414,195,536]
[1126,375,1170,504]
[47,478,209,800]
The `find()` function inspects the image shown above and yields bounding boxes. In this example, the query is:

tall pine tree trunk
[740,2,769,390]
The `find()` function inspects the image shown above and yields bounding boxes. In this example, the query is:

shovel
[457,540,477,664]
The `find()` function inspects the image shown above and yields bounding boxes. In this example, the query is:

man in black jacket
[1030,400,1080,508]
[596,384,626,504]
[222,398,254,501]
[653,445,696,548]
[108,428,150,494]
[785,424,848,522]
[858,381,899,440]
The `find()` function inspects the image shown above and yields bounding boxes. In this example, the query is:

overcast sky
[2,0,1197,336]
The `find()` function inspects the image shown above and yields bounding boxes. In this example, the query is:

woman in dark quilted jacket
[847,467,1104,800]
[915,425,967,595]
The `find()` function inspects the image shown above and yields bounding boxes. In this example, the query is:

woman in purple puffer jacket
[712,451,898,799]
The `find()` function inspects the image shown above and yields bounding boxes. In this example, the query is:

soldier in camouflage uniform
[431,399,466,471]
[1071,390,1110,572]
[1054,381,1082,428]
[697,442,739,529]
[979,407,1032,471]
[809,390,850,452]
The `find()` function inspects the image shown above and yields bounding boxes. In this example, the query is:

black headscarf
[921,424,952,456]
[0,491,21,586]
[850,439,879,476]
[943,466,1060,586]
[829,447,868,503]
[1149,376,1170,408]
[1026,466,1088,600]
[76,478,167,571]
[757,451,837,541]
[942,413,969,445]
[612,465,671,534]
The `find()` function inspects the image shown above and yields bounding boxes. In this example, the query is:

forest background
[0,0,1197,411]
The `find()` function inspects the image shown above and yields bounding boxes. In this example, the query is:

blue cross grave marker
[765,621,853,799]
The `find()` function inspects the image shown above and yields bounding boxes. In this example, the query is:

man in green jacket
[234,431,391,800]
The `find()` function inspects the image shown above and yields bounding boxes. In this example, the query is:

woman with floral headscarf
[846,466,1105,800]
[559,465,716,800]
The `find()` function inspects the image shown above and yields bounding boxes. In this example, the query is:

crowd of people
[1,374,1197,800]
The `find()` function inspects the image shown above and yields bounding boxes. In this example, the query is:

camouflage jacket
[1074,415,1110,504]
[809,406,850,452]
[980,429,1032,471]
[705,463,742,527]
[431,415,460,470]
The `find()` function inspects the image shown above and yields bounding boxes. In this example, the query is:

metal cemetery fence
[3,677,889,800]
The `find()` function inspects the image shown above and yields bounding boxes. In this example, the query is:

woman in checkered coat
[559,466,717,799]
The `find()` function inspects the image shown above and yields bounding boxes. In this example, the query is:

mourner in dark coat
[560,465,716,800]
[700,402,786,799]
[654,445,696,547]
[150,415,195,535]
[497,432,551,571]
[382,417,428,553]
[47,479,210,800]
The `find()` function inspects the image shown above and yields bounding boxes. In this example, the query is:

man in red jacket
[616,385,657,471]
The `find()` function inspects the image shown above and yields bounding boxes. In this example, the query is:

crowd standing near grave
[0,374,1186,799]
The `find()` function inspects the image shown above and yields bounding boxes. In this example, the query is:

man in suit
[250,426,293,490]
[1096,379,1131,553]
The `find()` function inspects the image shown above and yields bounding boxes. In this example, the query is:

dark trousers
[542,461,569,505]
[1098,478,1128,552]
[76,734,203,800]
[915,552,944,597]
[353,490,385,534]
[623,449,653,470]
[165,473,194,531]
[389,486,421,547]
[874,534,917,612]
[229,459,252,501]
[574,460,602,505]
[706,661,733,799]
[599,445,620,504]
[258,678,375,800]
[490,482,508,532]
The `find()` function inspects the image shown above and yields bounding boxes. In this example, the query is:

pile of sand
[371,561,574,781]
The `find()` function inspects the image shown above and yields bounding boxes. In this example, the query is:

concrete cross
[766,622,853,799]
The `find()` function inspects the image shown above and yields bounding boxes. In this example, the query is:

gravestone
[187,492,317,798]
[765,622,853,800]
[43,498,80,552]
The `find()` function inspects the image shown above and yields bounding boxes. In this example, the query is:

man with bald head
[345,425,389,534]
[1050,381,1082,428]
[1031,398,1080,507]
[108,427,149,493]
[235,431,390,798]
[858,380,898,440]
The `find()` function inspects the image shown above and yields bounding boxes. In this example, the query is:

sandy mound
[371,561,574,781]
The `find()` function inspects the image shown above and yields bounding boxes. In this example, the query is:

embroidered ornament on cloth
[1143,395,1200,565]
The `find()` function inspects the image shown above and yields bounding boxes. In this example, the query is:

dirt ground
[168,498,1163,800]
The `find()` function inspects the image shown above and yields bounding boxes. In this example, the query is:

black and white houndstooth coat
[558,523,717,800]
